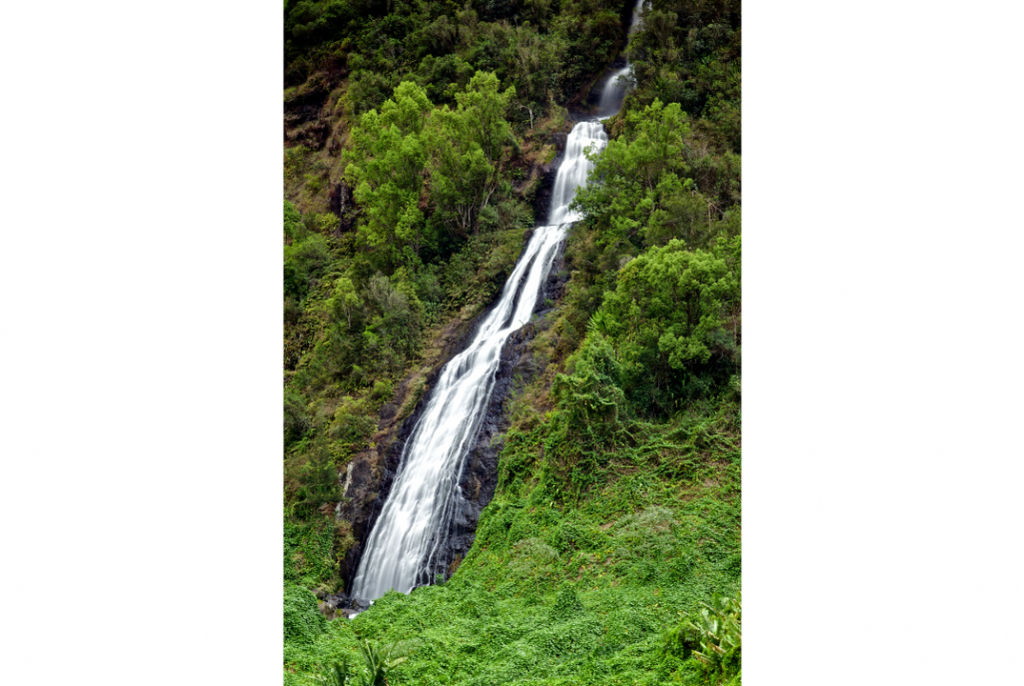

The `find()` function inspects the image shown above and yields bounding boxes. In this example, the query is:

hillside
[283,0,741,684]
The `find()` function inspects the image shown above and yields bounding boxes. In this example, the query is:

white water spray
[349,0,649,604]
[350,122,608,602]
[597,0,646,119]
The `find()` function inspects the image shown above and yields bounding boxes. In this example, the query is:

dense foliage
[283,0,741,683]
[626,0,741,153]
[285,0,625,114]
[343,73,519,267]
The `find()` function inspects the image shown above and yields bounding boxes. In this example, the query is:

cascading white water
[349,122,609,603]
[546,121,609,225]
[597,0,646,119]
[348,0,654,604]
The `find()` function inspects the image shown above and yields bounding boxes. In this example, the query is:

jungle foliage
[283,0,741,683]
[285,0,626,118]
[343,73,519,268]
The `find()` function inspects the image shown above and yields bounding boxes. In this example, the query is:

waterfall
[597,0,646,119]
[350,123,608,603]
[349,1,645,606]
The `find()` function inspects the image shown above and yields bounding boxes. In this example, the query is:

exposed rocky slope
[322,222,570,614]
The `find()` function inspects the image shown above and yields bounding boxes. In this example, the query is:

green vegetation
[314,641,409,686]
[625,0,741,153]
[344,73,520,268]
[663,594,742,685]
[284,0,632,219]
[285,0,624,115]
[283,393,740,684]
[284,0,741,684]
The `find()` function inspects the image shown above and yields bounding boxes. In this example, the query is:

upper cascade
[597,0,646,119]
[546,121,609,226]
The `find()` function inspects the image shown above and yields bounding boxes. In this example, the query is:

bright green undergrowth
[285,388,740,685]
[284,2,742,683]
[283,76,743,686]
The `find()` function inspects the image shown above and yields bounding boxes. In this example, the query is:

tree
[451,71,514,165]
[328,275,363,330]
[587,237,740,412]
[284,199,303,240]
[344,82,434,266]
[291,434,342,520]
[425,72,515,237]
[508,26,559,126]
[345,75,517,252]
[572,99,693,251]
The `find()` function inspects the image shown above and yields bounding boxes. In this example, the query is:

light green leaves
[663,593,742,682]
[572,99,696,251]
[343,73,517,261]
[426,71,515,238]
[574,236,740,414]
[344,83,433,266]
[328,276,362,330]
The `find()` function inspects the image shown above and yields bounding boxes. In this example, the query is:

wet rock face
[328,182,360,233]
[284,83,334,149]
[334,448,375,584]
[409,245,566,589]
[337,239,569,597]
[582,56,629,112]
[336,311,485,594]
[319,592,367,619]
[533,133,568,226]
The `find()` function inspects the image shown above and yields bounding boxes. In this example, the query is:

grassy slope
[284,267,741,685]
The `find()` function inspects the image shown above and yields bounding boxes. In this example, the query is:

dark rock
[533,134,568,226]
[550,132,568,152]
[350,597,373,612]
[378,403,397,427]
[336,236,571,597]
[328,182,359,233]
[328,182,348,217]
[317,601,337,620]
[521,228,534,250]
[323,592,349,609]
[336,450,380,584]
[336,314,485,594]
[283,83,333,148]
[581,56,629,112]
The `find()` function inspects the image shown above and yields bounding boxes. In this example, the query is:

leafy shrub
[286,234,333,300]
[285,199,304,240]
[284,583,328,645]
[509,537,559,577]
[329,401,377,447]
[354,640,408,686]
[663,594,741,685]
[549,588,585,622]
[585,237,740,415]
[290,436,342,521]
[285,389,311,447]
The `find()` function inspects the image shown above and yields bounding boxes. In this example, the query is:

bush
[285,389,311,447]
[663,593,741,684]
[586,238,740,415]
[284,583,328,645]
[285,234,333,299]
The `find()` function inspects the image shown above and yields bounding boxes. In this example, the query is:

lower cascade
[349,3,651,601]
[350,121,608,603]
